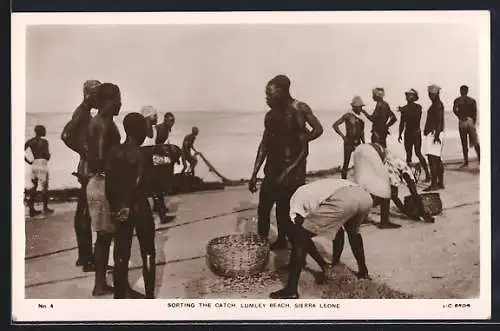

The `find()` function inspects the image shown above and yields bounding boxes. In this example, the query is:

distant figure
[423,84,445,192]
[361,87,397,148]
[106,113,155,299]
[85,83,122,296]
[249,74,323,251]
[453,85,480,167]
[156,112,176,145]
[25,125,54,216]
[332,96,366,179]
[385,149,434,223]
[398,89,430,182]
[61,79,101,271]
[181,127,199,176]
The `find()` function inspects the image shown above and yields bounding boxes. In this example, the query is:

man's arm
[61,106,88,154]
[361,121,365,143]
[398,111,405,138]
[95,122,107,173]
[452,99,460,118]
[434,103,444,141]
[332,114,347,140]
[300,102,323,141]
[472,99,478,124]
[250,114,271,180]
[386,107,397,128]
[361,109,375,122]
[24,139,33,164]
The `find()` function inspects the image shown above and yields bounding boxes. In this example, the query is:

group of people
[246,75,480,299]
[57,80,198,298]
[24,74,480,300]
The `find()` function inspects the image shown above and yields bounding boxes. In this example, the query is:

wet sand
[24,161,480,299]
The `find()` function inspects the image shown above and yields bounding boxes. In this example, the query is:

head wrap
[140,105,158,119]
[353,144,391,199]
[372,87,385,98]
[351,95,365,107]
[405,88,419,101]
[428,84,441,94]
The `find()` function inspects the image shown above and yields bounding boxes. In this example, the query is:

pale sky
[26,23,480,113]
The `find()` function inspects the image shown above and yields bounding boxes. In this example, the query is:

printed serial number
[443,303,471,308]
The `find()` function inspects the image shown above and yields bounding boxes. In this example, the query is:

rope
[25,206,257,261]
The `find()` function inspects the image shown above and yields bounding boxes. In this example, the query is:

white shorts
[425,132,444,157]
[302,185,373,238]
[31,159,49,187]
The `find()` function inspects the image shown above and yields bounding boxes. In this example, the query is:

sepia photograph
[12,11,490,321]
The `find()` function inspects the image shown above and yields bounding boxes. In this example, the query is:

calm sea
[24,110,469,189]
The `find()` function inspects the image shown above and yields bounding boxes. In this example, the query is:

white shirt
[289,178,356,220]
[142,125,158,147]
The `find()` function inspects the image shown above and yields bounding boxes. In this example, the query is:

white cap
[140,105,158,118]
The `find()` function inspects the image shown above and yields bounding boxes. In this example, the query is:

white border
[11,10,491,322]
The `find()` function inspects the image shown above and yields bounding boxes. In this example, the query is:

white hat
[140,105,158,119]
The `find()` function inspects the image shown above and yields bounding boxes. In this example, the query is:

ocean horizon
[23,109,475,190]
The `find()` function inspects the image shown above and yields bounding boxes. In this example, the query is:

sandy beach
[24,160,479,300]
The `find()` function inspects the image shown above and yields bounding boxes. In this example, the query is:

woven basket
[404,192,443,217]
[206,233,270,277]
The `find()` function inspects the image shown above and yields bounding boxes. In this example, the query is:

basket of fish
[404,192,443,217]
[206,233,270,277]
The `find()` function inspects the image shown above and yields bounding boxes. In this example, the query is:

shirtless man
[106,113,156,299]
[332,96,366,179]
[141,108,177,223]
[361,88,397,148]
[398,89,430,182]
[249,75,323,250]
[181,127,199,176]
[25,125,54,216]
[156,112,176,145]
[453,85,480,168]
[423,85,445,192]
[85,83,122,296]
[61,79,101,271]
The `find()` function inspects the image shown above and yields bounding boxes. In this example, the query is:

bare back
[25,137,50,160]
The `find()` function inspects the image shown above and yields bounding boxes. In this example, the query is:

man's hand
[275,172,289,186]
[115,207,130,222]
[294,214,305,226]
[398,135,402,143]
[248,177,258,193]
[433,134,441,144]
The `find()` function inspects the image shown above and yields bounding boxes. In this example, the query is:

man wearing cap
[398,89,430,182]
[61,79,101,271]
[249,74,323,251]
[332,96,366,179]
[269,143,393,299]
[361,88,397,148]
[453,85,480,168]
[423,85,445,192]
